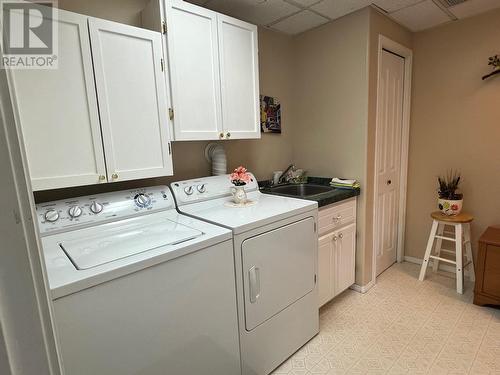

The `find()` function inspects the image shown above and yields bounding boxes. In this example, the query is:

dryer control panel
[171,173,258,206]
[36,186,173,235]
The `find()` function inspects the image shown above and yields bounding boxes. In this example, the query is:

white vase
[438,198,463,216]
[231,185,247,204]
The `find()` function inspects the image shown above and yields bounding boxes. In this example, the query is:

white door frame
[0,53,61,374]
[372,35,413,283]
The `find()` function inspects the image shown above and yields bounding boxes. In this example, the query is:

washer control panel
[36,186,173,235]
[170,173,258,206]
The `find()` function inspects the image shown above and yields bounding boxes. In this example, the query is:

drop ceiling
[186,0,500,34]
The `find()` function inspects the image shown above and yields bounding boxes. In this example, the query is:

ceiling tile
[284,0,323,8]
[372,0,422,12]
[311,0,372,20]
[389,0,451,31]
[206,0,300,25]
[270,9,329,34]
[448,0,500,19]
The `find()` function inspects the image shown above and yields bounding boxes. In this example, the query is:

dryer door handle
[249,266,260,303]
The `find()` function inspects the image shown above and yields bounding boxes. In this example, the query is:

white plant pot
[231,185,247,204]
[438,198,463,216]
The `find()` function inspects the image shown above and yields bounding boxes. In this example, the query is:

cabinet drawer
[318,198,356,235]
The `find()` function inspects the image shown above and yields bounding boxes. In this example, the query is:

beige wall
[292,8,370,285]
[58,0,149,26]
[405,8,500,260]
[365,9,412,283]
[291,8,412,286]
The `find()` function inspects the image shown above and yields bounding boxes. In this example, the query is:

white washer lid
[59,216,203,270]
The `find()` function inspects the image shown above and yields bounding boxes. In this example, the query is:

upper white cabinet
[165,1,222,140]
[89,19,173,182]
[8,10,106,191]
[218,14,260,140]
[163,0,260,141]
[8,10,173,190]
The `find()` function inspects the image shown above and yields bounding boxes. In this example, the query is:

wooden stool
[418,211,475,294]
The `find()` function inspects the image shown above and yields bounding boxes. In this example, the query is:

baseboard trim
[404,255,471,276]
[350,280,375,294]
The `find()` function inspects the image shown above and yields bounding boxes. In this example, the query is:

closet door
[89,18,173,182]
[217,14,260,140]
[8,9,106,190]
[165,0,222,140]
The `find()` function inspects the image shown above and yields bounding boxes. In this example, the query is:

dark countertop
[259,177,360,208]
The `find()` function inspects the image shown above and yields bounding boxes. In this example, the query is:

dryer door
[242,217,316,331]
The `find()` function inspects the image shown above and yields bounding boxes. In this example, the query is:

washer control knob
[184,186,194,195]
[44,209,59,223]
[197,184,206,193]
[134,193,151,208]
[90,201,103,214]
[68,206,82,218]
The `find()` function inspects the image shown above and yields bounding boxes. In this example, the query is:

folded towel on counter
[330,177,360,189]
[331,177,357,185]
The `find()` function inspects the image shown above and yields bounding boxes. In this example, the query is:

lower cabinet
[318,233,334,307]
[318,198,357,307]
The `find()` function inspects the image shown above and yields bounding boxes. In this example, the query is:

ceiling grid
[187,0,500,34]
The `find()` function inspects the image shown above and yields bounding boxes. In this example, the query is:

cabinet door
[217,14,260,139]
[8,9,106,190]
[334,224,356,296]
[89,18,173,182]
[165,0,222,140]
[318,233,334,307]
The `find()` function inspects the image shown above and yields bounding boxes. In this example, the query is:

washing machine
[170,174,319,375]
[36,186,241,375]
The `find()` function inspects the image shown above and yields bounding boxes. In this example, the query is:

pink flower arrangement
[230,166,252,186]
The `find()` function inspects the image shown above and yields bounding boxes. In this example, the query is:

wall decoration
[482,54,500,80]
[260,95,281,133]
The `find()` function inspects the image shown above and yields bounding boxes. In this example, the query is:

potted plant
[437,170,463,216]
[230,166,252,204]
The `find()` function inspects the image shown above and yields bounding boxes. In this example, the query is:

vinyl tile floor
[271,262,500,375]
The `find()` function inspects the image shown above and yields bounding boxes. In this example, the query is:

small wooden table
[474,226,500,306]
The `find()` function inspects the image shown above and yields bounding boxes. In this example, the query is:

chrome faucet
[278,164,295,185]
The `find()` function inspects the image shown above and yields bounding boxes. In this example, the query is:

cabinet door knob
[111,173,118,180]
[99,175,106,181]
[339,233,343,239]
[332,235,338,242]
[219,132,225,139]
[226,132,231,139]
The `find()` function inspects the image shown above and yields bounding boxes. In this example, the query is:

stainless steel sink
[264,184,334,198]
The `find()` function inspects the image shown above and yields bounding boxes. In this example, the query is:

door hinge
[168,142,171,155]
[160,58,165,71]
[314,274,317,284]
[168,108,174,120]
[314,222,317,233]
[161,20,167,34]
